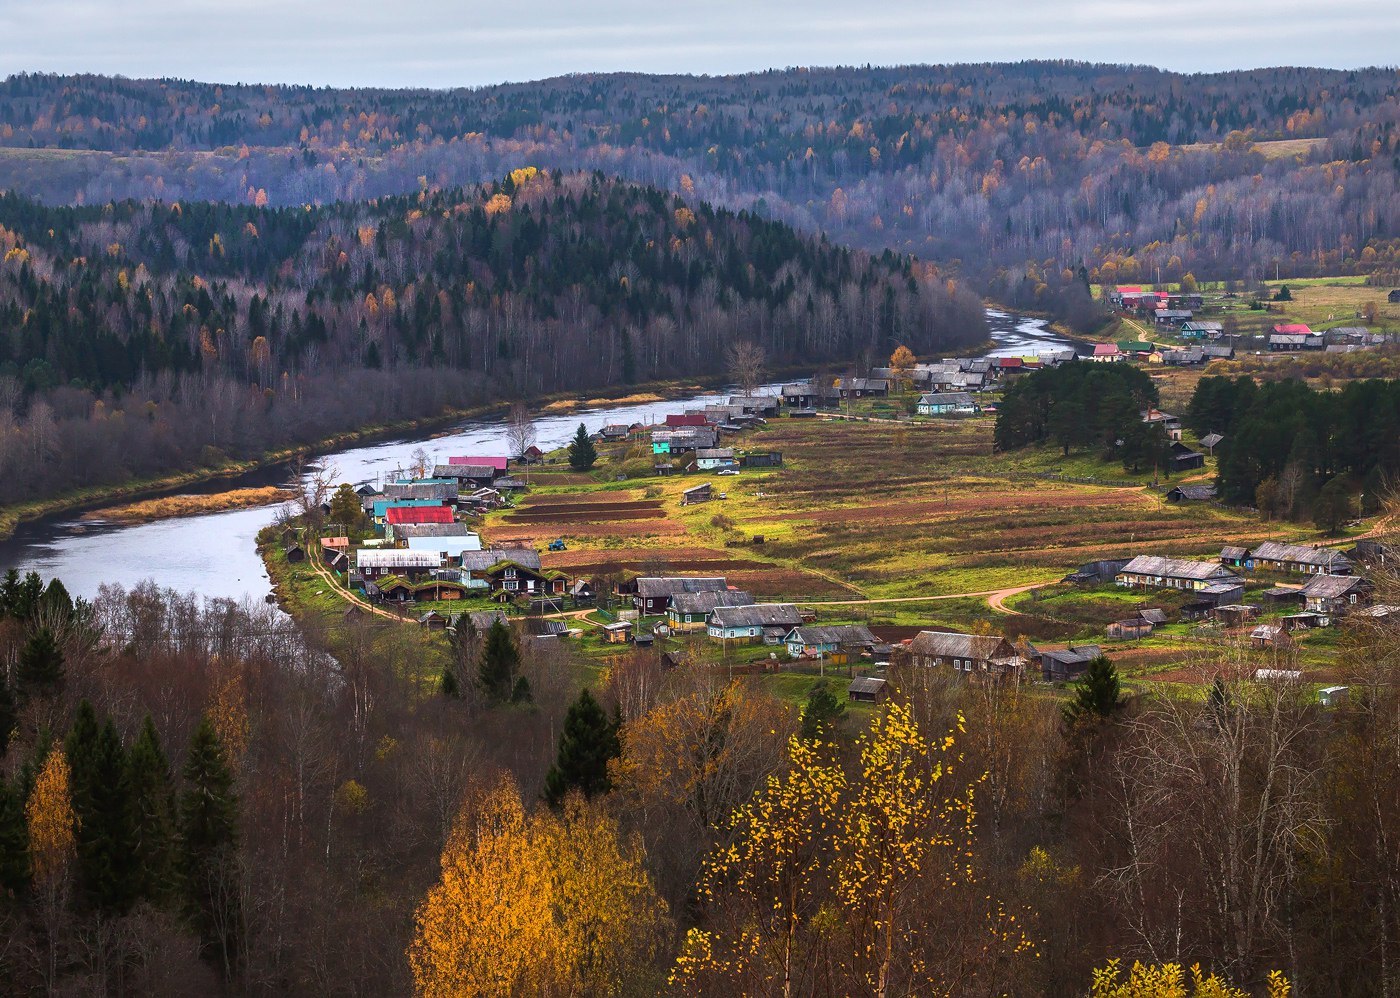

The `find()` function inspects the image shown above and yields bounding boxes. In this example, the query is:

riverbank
[80,486,297,526]
[0,374,736,543]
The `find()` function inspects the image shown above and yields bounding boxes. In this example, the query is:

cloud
[1,0,1396,88]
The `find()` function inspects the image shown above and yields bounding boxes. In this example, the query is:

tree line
[1190,374,1400,527]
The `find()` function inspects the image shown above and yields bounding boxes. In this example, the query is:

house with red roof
[665,414,709,428]
[385,505,455,526]
[1269,324,1324,352]
[1091,342,1124,363]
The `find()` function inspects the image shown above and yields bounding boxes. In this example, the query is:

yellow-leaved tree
[26,745,77,885]
[409,774,670,997]
[1089,960,1290,998]
[888,344,916,391]
[672,702,1035,998]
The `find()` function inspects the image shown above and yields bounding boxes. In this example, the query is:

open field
[481,412,1331,613]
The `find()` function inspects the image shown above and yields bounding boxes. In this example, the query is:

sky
[2,0,1397,89]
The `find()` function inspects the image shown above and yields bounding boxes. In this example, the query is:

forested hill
[0,170,982,504]
[2,64,1398,325]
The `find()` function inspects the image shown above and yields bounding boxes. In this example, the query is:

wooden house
[1170,441,1206,471]
[1107,618,1154,640]
[355,549,443,582]
[1250,626,1291,649]
[740,451,783,468]
[707,604,804,644]
[1248,542,1352,575]
[667,589,754,631]
[1212,604,1260,628]
[904,631,1022,679]
[1031,643,1104,682]
[1117,556,1241,591]
[284,543,306,564]
[784,624,880,662]
[695,448,738,471]
[917,392,978,416]
[1300,574,1372,617]
[633,577,728,615]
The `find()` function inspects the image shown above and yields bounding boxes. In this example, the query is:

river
[0,310,1079,601]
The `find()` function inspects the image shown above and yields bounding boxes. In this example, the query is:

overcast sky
[3,0,1397,89]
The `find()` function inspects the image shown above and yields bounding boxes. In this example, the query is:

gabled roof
[1201,433,1224,449]
[395,523,482,540]
[1273,323,1313,335]
[787,624,879,647]
[385,505,455,525]
[1119,556,1239,582]
[449,456,509,470]
[918,392,976,405]
[460,548,542,572]
[636,576,727,598]
[1299,574,1370,599]
[709,603,803,629]
[434,464,498,480]
[1249,541,1352,571]
[1093,342,1123,356]
[356,549,443,569]
[1221,545,1249,560]
[848,676,888,695]
[671,590,754,615]
[907,630,1016,661]
[1033,643,1103,667]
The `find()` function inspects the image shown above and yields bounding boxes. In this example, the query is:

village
[266,282,1399,709]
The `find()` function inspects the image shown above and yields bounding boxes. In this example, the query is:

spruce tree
[179,717,240,976]
[477,620,520,701]
[18,628,64,698]
[0,776,30,896]
[67,705,138,913]
[1062,656,1122,729]
[798,681,846,742]
[0,678,15,757]
[543,689,620,805]
[126,715,177,906]
[439,664,460,699]
[567,423,598,471]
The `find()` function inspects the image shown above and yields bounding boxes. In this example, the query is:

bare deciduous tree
[505,402,536,461]
[725,340,766,396]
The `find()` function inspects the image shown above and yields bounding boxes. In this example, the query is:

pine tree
[477,620,520,702]
[17,627,64,698]
[798,681,846,742]
[0,776,30,896]
[179,716,240,977]
[439,664,460,699]
[126,715,177,906]
[567,423,597,472]
[543,689,620,805]
[1063,656,1122,729]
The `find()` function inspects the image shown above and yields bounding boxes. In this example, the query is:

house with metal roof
[633,576,728,615]
[1116,556,1241,591]
[667,590,754,631]
[707,603,804,643]
[904,631,1022,679]
[1300,574,1372,617]
[785,624,880,660]
[917,392,979,416]
[696,448,738,471]
[1248,542,1353,575]
[1029,643,1104,682]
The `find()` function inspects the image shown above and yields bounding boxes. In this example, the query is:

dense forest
[993,363,1175,474]
[1189,374,1400,527]
[0,564,1397,994]
[0,170,981,503]
[1,64,1398,324]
